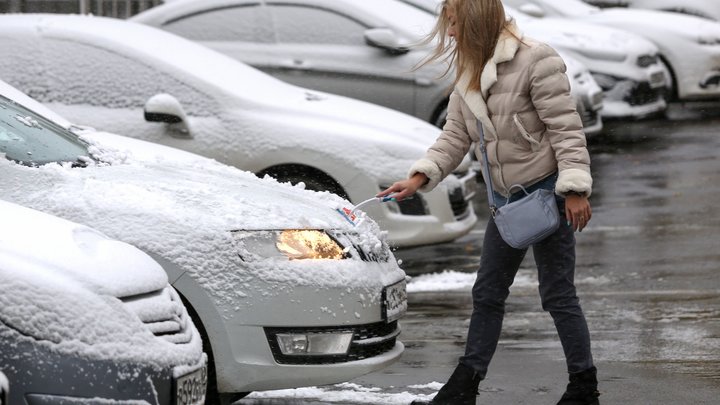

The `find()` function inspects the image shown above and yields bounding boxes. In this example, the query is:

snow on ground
[246,382,436,404]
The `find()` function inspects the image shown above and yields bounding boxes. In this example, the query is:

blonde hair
[420,0,510,91]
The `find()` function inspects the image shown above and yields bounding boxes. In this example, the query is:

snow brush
[336,195,398,226]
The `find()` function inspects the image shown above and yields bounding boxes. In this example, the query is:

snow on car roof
[0,13,296,107]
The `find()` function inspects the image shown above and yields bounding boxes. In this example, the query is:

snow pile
[408,270,538,293]
[247,382,436,404]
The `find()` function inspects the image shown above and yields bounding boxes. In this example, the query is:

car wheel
[258,164,349,200]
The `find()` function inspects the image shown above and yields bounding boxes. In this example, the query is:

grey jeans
[459,175,595,378]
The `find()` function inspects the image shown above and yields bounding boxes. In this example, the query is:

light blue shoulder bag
[477,122,560,249]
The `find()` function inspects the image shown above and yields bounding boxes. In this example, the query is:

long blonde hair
[420,0,509,91]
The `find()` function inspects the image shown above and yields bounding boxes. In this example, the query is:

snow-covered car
[583,0,720,22]
[133,0,602,133]
[0,80,407,404]
[0,13,478,249]
[401,0,667,119]
[506,0,720,101]
[132,0,451,127]
[0,200,207,404]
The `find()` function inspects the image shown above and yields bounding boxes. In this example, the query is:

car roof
[136,0,437,40]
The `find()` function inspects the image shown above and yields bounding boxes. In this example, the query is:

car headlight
[233,230,348,261]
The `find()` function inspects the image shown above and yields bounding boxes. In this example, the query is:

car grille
[265,321,400,365]
[397,194,427,216]
[120,287,194,345]
[636,54,659,68]
[624,82,664,106]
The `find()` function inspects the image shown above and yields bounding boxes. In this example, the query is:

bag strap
[476,122,498,215]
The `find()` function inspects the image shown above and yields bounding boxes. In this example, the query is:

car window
[41,39,218,117]
[0,95,89,166]
[163,5,273,43]
[269,5,367,45]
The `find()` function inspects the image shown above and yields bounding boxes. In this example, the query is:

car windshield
[0,95,90,166]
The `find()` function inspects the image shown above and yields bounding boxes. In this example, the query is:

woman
[378,1,599,404]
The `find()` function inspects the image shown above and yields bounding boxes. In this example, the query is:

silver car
[0,200,207,404]
[134,0,454,127]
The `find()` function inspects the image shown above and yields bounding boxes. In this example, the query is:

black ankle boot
[411,363,482,405]
[557,366,600,405]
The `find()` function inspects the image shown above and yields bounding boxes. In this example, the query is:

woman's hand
[377,173,428,201]
[565,194,592,232]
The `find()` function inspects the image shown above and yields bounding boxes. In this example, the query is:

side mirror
[364,28,409,55]
[518,3,546,17]
[144,94,191,137]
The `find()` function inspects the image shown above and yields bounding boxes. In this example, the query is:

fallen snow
[246,382,436,404]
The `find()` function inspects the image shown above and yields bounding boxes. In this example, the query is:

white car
[0,13,478,249]
[133,0,602,133]
[0,200,207,404]
[401,0,668,119]
[583,0,720,22]
[0,80,407,404]
[506,0,720,101]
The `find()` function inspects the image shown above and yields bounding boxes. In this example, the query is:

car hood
[0,131,396,292]
[80,132,363,232]
[585,8,720,40]
[0,200,168,298]
[522,16,658,58]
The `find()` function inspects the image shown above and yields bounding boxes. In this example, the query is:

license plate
[175,365,207,405]
[463,177,479,200]
[649,71,666,88]
[383,280,407,322]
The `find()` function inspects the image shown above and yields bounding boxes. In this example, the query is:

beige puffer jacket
[410,21,592,198]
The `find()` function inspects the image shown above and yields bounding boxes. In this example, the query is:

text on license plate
[384,280,408,322]
[175,365,208,405]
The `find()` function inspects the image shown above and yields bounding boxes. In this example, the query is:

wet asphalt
[239,103,720,404]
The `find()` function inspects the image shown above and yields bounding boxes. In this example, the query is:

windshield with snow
[0,96,89,166]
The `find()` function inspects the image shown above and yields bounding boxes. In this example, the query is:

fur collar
[456,20,523,136]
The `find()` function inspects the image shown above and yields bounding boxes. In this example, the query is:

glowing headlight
[233,230,347,261]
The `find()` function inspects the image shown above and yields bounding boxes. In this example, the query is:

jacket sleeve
[528,44,593,197]
[408,91,472,192]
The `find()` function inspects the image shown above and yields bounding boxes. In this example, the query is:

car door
[263,2,417,116]
[6,37,233,164]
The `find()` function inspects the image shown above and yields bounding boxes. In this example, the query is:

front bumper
[213,273,407,393]
[0,326,207,405]
[369,170,479,248]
